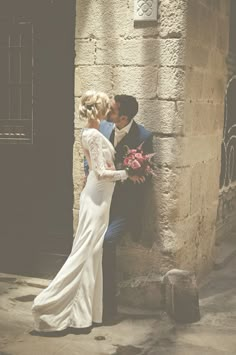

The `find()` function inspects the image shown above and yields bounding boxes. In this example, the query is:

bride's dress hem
[33,321,100,333]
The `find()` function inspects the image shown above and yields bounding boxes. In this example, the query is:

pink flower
[134,153,145,162]
[137,142,144,151]
[131,159,141,170]
[127,154,135,160]
[129,149,137,154]
[124,157,132,167]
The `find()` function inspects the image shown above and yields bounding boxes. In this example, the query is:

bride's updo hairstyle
[79,90,110,122]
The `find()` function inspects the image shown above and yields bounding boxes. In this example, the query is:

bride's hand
[106,162,115,170]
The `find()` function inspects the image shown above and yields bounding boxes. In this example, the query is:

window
[0,17,34,143]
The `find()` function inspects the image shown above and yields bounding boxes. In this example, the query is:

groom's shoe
[68,326,92,335]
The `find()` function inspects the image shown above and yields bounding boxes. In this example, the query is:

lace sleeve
[87,130,128,182]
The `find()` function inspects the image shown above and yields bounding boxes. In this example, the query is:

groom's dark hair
[114,95,138,122]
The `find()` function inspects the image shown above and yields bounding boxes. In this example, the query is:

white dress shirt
[114,119,133,147]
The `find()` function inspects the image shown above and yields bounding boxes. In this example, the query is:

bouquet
[122,142,156,177]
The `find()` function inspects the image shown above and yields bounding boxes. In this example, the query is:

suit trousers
[102,214,127,318]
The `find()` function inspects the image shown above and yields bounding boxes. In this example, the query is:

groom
[100,95,153,321]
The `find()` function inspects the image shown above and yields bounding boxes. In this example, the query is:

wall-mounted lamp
[134,0,158,22]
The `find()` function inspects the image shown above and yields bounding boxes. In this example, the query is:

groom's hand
[128,175,145,184]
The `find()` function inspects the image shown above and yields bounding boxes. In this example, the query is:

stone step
[118,275,164,310]
[213,237,236,270]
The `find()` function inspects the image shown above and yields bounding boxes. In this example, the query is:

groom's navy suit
[99,120,153,318]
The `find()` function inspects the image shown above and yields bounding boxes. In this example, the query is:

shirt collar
[115,119,133,135]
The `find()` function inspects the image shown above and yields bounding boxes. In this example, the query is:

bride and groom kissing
[31,91,153,335]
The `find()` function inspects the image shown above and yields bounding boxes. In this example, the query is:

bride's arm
[87,131,128,182]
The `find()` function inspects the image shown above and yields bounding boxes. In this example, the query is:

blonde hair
[79,90,110,122]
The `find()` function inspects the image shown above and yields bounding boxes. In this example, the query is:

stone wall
[73,0,230,307]
[74,0,189,284]
[173,0,230,276]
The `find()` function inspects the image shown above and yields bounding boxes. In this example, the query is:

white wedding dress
[32,128,127,332]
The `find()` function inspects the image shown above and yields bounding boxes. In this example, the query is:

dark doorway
[0,0,75,276]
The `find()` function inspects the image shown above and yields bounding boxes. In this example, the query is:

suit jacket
[100,120,153,239]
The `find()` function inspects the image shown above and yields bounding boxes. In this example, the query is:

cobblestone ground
[0,257,236,354]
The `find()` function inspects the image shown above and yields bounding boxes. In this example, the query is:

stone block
[208,49,226,74]
[214,103,224,131]
[186,42,209,68]
[180,135,219,166]
[174,233,198,272]
[184,102,222,136]
[153,137,180,166]
[190,163,204,215]
[185,68,204,100]
[198,160,221,215]
[204,159,221,204]
[159,39,185,66]
[216,17,229,54]
[163,269,200,323]
[172,214,200,253]
[75,39,95,65]
[113,66,157,99]
[186,0,201,42]
[96,39,159,66]
[76,0,159,39]
[158,67,185,100]
[117,247,161,277]
[153,166,191,223]
[195,232,216,277]
[159,0,187,38]
[136,100,184,135]
[74,66,113,97]
[202,203,218,237]
[202,75,225,102]
[75,0,130,39]
[175,167,191,219]
[118,275,163,309]
[198,5,217,48]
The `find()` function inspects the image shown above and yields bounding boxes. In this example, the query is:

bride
[31,90,130,332]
